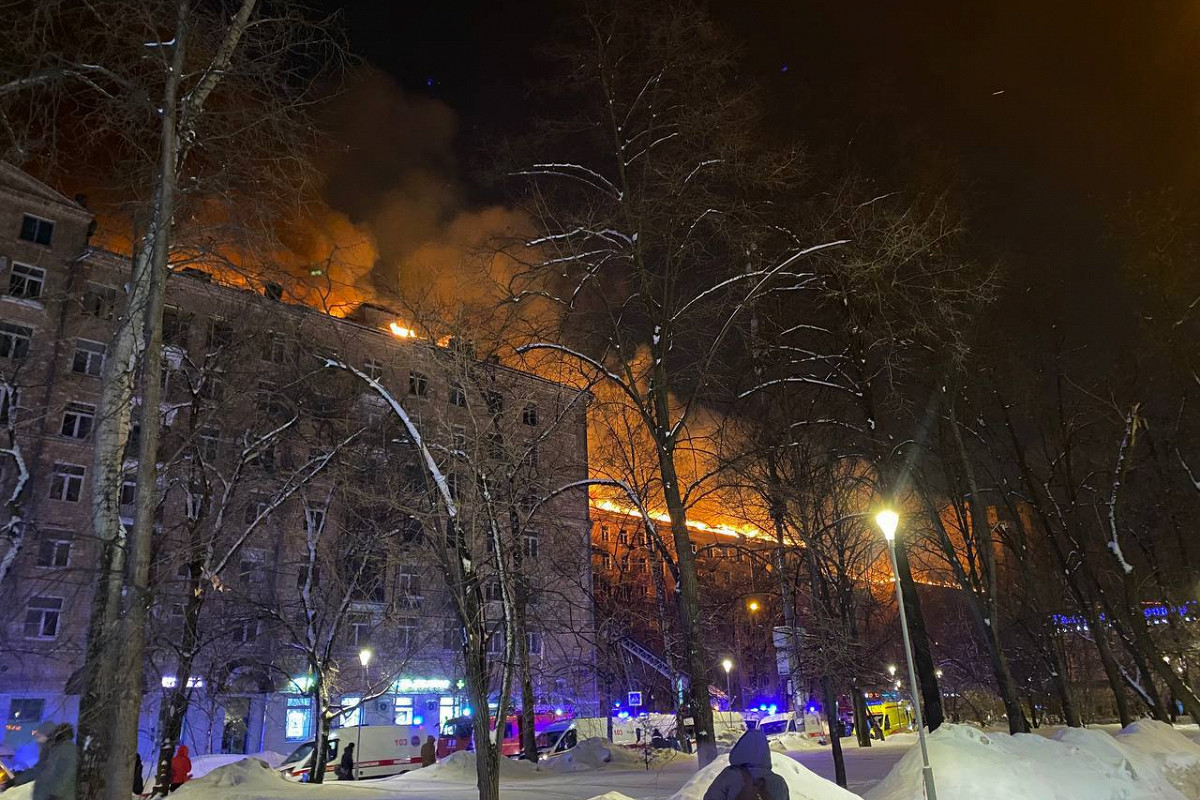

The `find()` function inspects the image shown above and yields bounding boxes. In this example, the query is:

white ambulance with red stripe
[279,725,426,781]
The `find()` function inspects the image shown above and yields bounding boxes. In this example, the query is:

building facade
[0,164,597,762]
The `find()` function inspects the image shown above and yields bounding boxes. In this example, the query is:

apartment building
[0,163,597,760]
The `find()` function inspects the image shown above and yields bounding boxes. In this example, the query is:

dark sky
[327,0,1200,344]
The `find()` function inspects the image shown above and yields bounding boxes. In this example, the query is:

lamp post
[721,658,734,711]
[876,509,937,800]
[356,648,372,780]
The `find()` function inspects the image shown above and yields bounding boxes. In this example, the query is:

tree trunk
[1044,631,1081,728]
[658,448,715,766]
[152,577,204,795]
[851,683,872,747]
[891,539,943,730]
[309,682,332,785]
[768,499,806,719]
[823,675,847,787]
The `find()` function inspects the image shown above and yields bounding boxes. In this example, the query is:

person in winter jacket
[132,753,145,795]
[169,745,191,791]
[337,742,355,780]
[702,729,788,800]
[9,722,76,800]
[420,736,436,767]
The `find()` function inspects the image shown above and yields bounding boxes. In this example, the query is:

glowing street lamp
[876,509,938,800]
[722,659,734,710]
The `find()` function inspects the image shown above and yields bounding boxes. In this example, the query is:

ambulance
[278,724,425,780]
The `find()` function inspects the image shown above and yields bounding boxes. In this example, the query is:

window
[339,696,362,728]
[443,619,462,651]
[36,536,71,568]
[448,384,467,407]
[162,307,190,348]
[7,698,44,725]
[522,404,539,426]
[72,340,105,376]
[348,613,372,647]
[120,478,136,507]
[244,495,270,525]
[24,596,62,639]
[397,619,417,651]
[198,427,220,461]
[397,563,421,599]
[523,443,540,472]
[394,696,414,725]
[60,402,95,439]
[487,626,506,655]
[447,472,459,500]
[198,374,224,404]
[0,383,17,424]
[49,463,84,502]
[206,318,233,349]
[484,390,504,415]
[230,619,259,644]
[408,371,428,396]
[523,530,540,560]
[0,322,32,359]
[305,503,327,535]
[451,425,467,450]
[485,579,503,603]
[265,333,288,364]
[364,359,383,381]
[598,551,613,570]
[19,214,53,246]
[8,263,45,300]
[599,525,610,544]
[238,553,265,585]
[285,696,312,741]
[527,631,544,656]
[81,284,116,319]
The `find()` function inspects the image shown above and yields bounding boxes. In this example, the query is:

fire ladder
[617,637,728,702]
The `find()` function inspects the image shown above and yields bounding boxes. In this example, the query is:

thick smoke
[319,70,528,313]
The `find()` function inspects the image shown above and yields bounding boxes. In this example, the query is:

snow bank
[174,758,291,796]
[867,722,1200,800]
[583,793,641,800]
[772,732,826,752]
[1113,720,1200,797]
[390,749,541,782]
[671,751,858,800]
[542,738,646,772]
[189,750,287,778]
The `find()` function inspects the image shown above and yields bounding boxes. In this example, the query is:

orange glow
[590,498,764,540]
[389,322,419,339]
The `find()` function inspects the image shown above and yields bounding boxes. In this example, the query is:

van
[278,725,424,781]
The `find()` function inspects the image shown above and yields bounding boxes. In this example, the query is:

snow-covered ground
[7,723,1200,800]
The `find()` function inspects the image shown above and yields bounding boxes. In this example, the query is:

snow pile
[189,750,287,778]
[672,750,858,800]
[175,758,290,796]
[1113,720,1200,797]
[867,722,1199,800]
[771,732,825,752]
[583,793,641,800]
[541,738,646,772]
[392,749,540,782]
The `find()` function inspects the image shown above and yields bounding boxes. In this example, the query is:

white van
[278,725,425,781]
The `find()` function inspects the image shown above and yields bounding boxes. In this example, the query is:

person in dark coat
[169,745,191,791]
[337,742,355,780]
[702,729,788,800]
[420,736,436,767]
[10,722,76,800]
[132,752,145,795]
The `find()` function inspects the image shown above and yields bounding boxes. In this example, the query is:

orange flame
[389,322,419,339]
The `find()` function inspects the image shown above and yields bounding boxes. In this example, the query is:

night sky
[324,0,1200,346]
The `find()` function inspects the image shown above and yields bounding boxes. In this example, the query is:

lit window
[339,696,362,728]
[394,696,414,725]
[8,263,45,299]
[19,215,53,246]
[285,696,312,741]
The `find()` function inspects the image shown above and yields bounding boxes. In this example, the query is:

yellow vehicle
[865,691,914,734]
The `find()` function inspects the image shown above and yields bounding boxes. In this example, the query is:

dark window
[24,596,62,638]
[9,263,45,299]
[198,427,220,461]
[527,631,543,656]
[120,478,136,507]
[484,391,504,415]
[522,404,539,426]
[162,307,190,348]
[408,371,428,396]
[448,384,467,407]
[0,384,17,424]
[265,333,288,364]
[7,698,44,724]
[81,284,116,319]
[49,463,84,502]
[442,619,462,650]
[60,402,95,439]
[364,359,383,380]
[207,318,233,349]
[524,530,540,560]
[36,537,71,568]
[0,322,32,359]
[72,340,105,376]
[245,495,270,525]
[19,215,53,246]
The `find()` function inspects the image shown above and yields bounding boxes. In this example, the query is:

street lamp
[876,509,938,800]
[356,648,372,780]
[747,600,760,613]
[721,659,734,711]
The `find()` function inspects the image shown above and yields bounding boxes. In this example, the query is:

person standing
[420,735,436,767]
[9,722,76,800]
[170,745,191,791]
[132,753,145,795]
[702,729,788,800]
[337,742,355,780]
